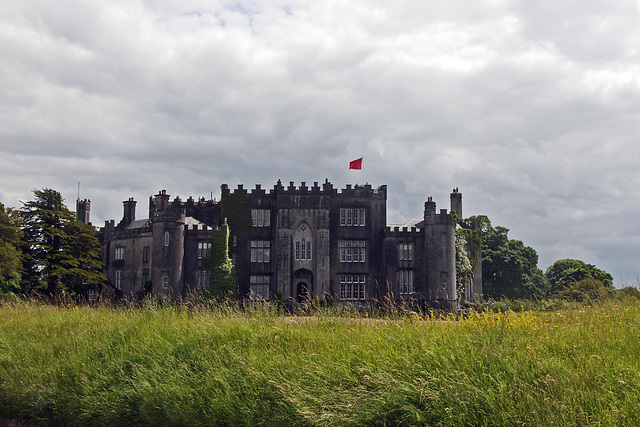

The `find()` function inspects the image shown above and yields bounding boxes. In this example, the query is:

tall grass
[1,295,640,425]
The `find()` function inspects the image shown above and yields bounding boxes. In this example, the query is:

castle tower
[450,189,462,221]
[423,198,457,310]
[151,194,186,297]
[76,199,91,224]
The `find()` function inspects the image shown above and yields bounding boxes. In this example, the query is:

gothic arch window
[293,222,313,261]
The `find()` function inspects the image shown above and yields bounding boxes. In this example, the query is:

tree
[59,219,108,295]
[204,224,236,299]
[467,215,549,300]
[546,259,613,294]
[0,202,23,294]
[19,188,106,295]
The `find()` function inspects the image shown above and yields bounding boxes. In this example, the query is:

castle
[95,180,482,308]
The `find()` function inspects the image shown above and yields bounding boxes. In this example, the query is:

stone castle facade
[96,180,482,307]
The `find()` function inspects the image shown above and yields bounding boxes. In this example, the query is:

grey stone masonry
[100,181,480,308]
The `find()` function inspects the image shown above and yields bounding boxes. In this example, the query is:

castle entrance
[293,269,313,302]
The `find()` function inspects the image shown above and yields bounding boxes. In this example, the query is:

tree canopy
[0,202,23,294]
[19,188,106,295]
[467,215,549,300]
[546,259,613,294]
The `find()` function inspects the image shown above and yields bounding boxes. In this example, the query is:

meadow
[1,296,640,426]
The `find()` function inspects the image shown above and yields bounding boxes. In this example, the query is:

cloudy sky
[2,0,639,283]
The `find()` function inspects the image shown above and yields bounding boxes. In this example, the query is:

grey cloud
[1,0,639,282]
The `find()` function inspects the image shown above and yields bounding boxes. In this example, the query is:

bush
[557,278,614,302]
[617,286,640,300]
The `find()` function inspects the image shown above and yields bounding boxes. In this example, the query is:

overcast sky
[2,0,639,284]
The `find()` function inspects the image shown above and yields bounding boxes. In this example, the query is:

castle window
[142,268,149,285]
[114,247,124,260]
[340,208,365,226]
[250,275,270,300]
[339,240,366,263]
[162,274,169,289]
[198,242,211,259]
[340,275,365,301]
[440,272,448,289]
[197,269,210,289]
[88,289,97,301]
[143,246,150,263]
[295,238,312,261]
[398,243,414,261]
[251,209,271,227]
[115,270,122,290]
[250,241,270,263]
[398,270,414,295]
[164,231,170,247]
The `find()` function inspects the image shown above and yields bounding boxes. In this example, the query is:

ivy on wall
[204,225,236,300]
[458,226,482,273]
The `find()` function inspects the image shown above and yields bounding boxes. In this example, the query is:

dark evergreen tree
[0,202,23,294]
[59,219,107,295]
[467,215,549,300]
[19,188,106,295]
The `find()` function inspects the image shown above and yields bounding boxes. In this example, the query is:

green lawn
[1,298,639,426]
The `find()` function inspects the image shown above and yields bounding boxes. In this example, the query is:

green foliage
[60,220,108,292]
[0,203,23,294]
[18,189,106,295]
[617,286,640,300]
[204,225,236,300]
[458,224,482,273]
[557,278,615,302]
[3,299,640,425]
[455,228,473,301]
[546,258,614,294]
[467,215,549,300]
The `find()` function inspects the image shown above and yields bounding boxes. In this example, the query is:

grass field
[1,297,640,426]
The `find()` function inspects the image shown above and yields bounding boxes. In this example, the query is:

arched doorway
[294,269,313,302]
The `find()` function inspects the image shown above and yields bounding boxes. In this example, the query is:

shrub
[557,278,614,302]
[617,286,640,300]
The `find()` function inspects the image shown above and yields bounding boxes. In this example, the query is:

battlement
[385,226,424,238]
[184,223,213,234]
[101,219,151,240]
[221,180,387,199]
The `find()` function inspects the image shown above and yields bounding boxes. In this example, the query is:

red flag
[349,157,363,170]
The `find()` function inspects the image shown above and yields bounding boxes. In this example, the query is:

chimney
[424,197,436,221]
[154,190,170,213]
[122,197,137,227]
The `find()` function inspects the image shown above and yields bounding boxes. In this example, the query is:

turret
[422,196,457,311]
[76,199,91,224]
[450,188,462,222]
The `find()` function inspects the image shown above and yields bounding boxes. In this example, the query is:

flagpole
[362,156,365,185]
